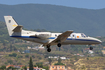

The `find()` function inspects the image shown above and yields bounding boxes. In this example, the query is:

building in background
[6,65,25,69]
[49,65,65,70]
[27,67,42,70]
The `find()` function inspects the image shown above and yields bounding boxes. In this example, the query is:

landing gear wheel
[90,46,93,50]
[46,44,51,52]
[47,48,51,52]
[57,43,61,47]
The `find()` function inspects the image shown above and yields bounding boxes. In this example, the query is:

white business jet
[4,16,102,52]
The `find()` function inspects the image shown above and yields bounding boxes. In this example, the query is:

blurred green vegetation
[0,21,105,70]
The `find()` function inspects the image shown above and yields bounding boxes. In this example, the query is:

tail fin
[4,16,22,36]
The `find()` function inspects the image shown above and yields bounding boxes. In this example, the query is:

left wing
[49,30,73,45]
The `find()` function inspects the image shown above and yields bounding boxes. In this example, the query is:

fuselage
[4,16,102,52]
[11,30,102,46]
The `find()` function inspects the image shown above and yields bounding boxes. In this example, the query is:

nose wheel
[88,45,93,50]
[90,46,93,50]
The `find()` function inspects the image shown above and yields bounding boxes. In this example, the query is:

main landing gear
[57,43,61,47]
[47,45,51,52]
[46,43,62,52]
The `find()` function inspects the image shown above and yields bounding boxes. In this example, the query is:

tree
[25,54,29,58]
[7,66,15,70]
[34,65,37,67]
[81,65,86,70]
[54,57,65,65]
[48,58,52,65]
[43,66,49,70]
[7,59,13,64]
[9,53,17,57]
[29,57,33,70]
[58,57,61,63]
[23,66,27,70]
[36,62,43,68]
[0,65,6,69]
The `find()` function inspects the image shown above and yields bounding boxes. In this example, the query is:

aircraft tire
[90,46,93,50]
[57,43,61,47]
[47,48,51,52]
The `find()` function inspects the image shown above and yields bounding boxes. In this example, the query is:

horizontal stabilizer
[13,25,23,32]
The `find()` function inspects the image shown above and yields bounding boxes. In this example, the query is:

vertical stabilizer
[4,16,18,36]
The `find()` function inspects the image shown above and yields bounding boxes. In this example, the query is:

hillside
[0,21,105,69]
[0,4,105,36]
[74,57,105,70]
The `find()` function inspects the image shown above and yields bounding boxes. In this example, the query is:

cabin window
[81,33,86,37]
[72,35,75,37]
[9,20,11,23]
[55,34,57,36]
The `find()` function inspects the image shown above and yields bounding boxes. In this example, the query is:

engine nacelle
[36,32,51,39]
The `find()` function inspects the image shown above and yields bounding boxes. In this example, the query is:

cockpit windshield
[81,33,87,37]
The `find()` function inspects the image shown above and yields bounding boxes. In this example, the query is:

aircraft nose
[96,39,102,44]
[90,37,102,44]
[98,40,102,44]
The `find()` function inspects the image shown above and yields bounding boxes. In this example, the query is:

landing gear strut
[47,45,51,52]
[46,43,62,52]
[47,48,51,52]
[57,43,61,51]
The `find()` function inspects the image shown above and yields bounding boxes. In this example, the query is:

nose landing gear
[89,45,93,50]
[90,46,93,50]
